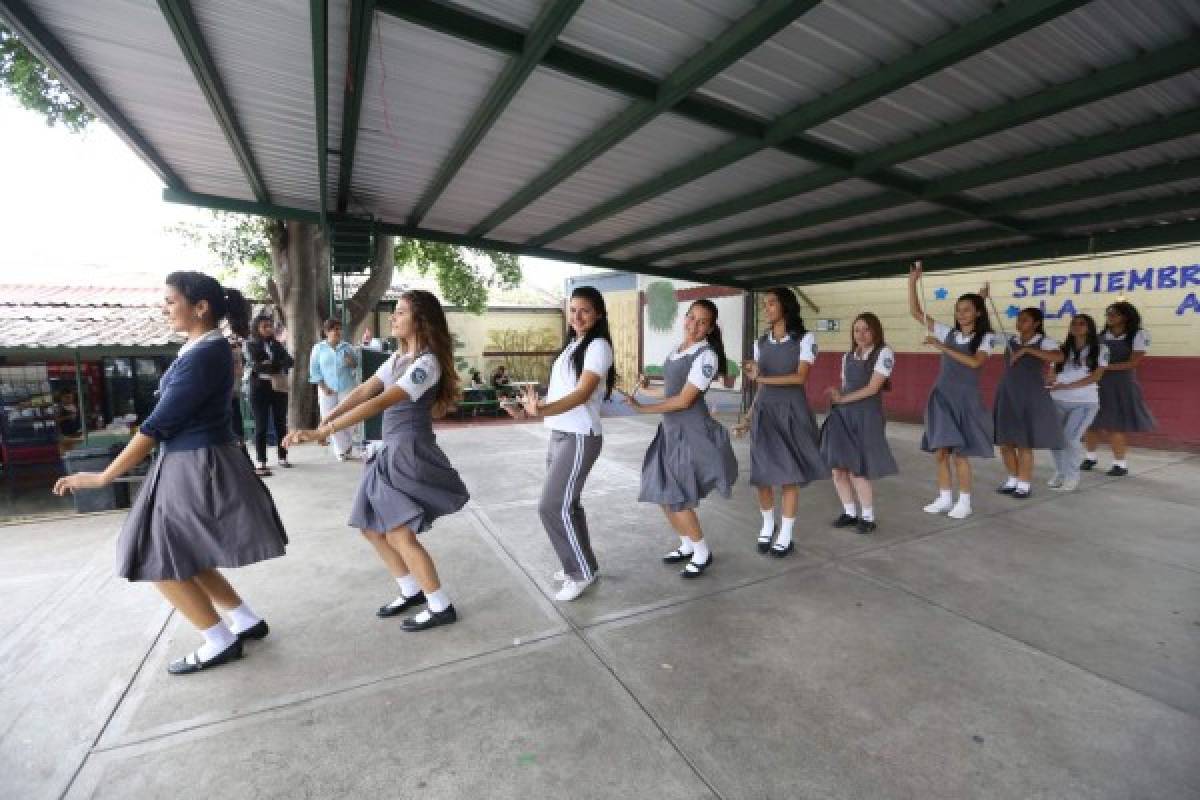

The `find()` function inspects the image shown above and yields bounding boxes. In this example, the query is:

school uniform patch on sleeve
[411,367,428,385]
[882,355,893,370]
[811,341,819,356]
[702,364,715,379]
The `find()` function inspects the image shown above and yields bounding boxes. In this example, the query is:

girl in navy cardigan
[54,272,288,675]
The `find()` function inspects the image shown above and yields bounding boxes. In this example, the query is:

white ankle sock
[198,621,236,661]
[1086,451,1097,460]
[1003,476,1018,489]
[425,589,450,613]
[690,539,710,564]
[396,574,421,597]
[842,503,857,517]
[759,510,774,537]
[1016,480,1030,492]
[775,517,796,548]
[861,506,875,522]
[227,602,261,634]
[678,536,694,555]
[939,489,953,503]
[1113,459,1128,468]
[956,493,972,508]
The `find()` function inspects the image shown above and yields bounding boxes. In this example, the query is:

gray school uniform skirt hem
[115,442,288,582]
[819,403,898,480]
[638,418,738,512]
[749,400,831,488]
[993,388,1064,449]
[1090,373,1156,433]
[348,437,469,534]
[920,386,995,458]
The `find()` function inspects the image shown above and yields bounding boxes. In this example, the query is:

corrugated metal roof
[7,0,1200,288]
[0,285,180,349]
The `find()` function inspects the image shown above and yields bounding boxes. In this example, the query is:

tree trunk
[345,234,395,345]
[265,219,323,432]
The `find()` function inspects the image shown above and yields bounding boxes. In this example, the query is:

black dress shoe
[167,639,243,675]
[377,591,427,618]
[680,554,713,579]
[401,605,457,631]
[662,548,693,564]
[996,485,1017,494]
[833,513,858,528]
[1080,458,1097,471]
[1011,488,1031,499]
[1106,465,1128,477]
[757,527,775,554]
[769,541,794,558]
[235,619,269,643]
[855,519,877,534]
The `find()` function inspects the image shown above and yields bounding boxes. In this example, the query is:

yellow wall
[605,290,641,391]
[446,308,563,383]
[788,245,1200,356]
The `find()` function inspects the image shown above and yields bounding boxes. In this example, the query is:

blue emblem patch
[411,367,428,385]
[882,356,893,370]
[702,364,715,379]
[810,341,819,357]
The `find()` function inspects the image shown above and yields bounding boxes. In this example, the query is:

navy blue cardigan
[140,336,236,452]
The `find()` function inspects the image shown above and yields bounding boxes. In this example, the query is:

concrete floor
[2,416,1198,800]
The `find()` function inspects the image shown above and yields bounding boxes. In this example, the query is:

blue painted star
[934,287,949,300]
[1005,304,1020,319]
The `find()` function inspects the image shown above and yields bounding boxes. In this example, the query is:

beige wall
[446,308,564,383]
[787,245,1200,357]
[605,290,640,391]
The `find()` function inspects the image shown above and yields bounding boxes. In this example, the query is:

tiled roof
[0,285,181,350]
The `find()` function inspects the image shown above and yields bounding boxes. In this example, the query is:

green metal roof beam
[588,39,1200,256]
[158,0,270,203]
[644,108,1200,265]
[311,0,329,229]
[163,187,322,223]
[335,0,375,214]
[405,0,582,227]
[0,0,184,189]
[746,193,1200,282]
[465,0,819,238]
[703,157,1200,274]
[750,220,1200,288]
[528,0,1087,248]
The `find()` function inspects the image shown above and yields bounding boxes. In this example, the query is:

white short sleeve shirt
[752,331,818,367]
[1053,343,1110,404]
[1104,329,1150,352]
[842,345,895,385]
[933,321,996,352]
[1008,334,1060,352]
[372,352,441,401]
[668,342,719,391]
[544,338,614,435]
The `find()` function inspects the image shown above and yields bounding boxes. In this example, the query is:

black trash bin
[62,445,130,513]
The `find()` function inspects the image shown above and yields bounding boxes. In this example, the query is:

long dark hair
[561,286,617,400]
[764,287,806,338]
[1103,301,1142,345]
[166,270,249,337]
[850,311,890,390]
[398,289,459,419]
[1018,306,1046,339]
[955,292,993,354]
[689,299,728,377]
[251,313,275,341]
[1057,313,1100,373]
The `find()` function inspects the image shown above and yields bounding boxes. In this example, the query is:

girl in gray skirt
[625,299,738,578]
[819,312,898,534]
[743,287,830,558]
[504,286,616,602]
[1083,302,1156,476]
[994,307,1064,499]
[908,263,996,520]
[54,272,287,675]
[285,291,469,632]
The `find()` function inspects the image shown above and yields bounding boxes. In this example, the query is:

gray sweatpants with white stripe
[540,431,603,581]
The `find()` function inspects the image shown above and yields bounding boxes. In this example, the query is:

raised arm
[908,262,934,330]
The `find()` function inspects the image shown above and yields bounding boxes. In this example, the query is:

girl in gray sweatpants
[506,287,616,603]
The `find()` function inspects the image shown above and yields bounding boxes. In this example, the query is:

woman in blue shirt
[54,272,288,675]
[309,318,359,460]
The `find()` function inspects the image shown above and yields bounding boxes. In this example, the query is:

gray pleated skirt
[993,383,1064,449]
[115,443,288,582]
[348,435,469,534]
[920,385,995,458]
[820,402,898,479]
[638,417,738,512]
[750,398,831,488]
[1090,372,1156,432]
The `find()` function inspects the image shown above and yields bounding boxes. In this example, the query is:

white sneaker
[554,576,596,602]
[923,496,954,514]
[1046,474,1064,488]
[553,568,599,582]
[947,500,973,520]
[1052,478,1078,491]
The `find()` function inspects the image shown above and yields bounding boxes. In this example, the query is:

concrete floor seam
[834,560,1200,722]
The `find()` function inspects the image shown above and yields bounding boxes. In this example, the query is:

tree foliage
[0,22,94,132]
[168,212,273,300]
[395,239,521,314]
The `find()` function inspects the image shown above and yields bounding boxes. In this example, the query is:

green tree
[0,22,93,131]
[394,239,521,314]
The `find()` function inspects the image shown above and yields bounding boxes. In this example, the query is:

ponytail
[165,270,248,335]
[691,299,728,376]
